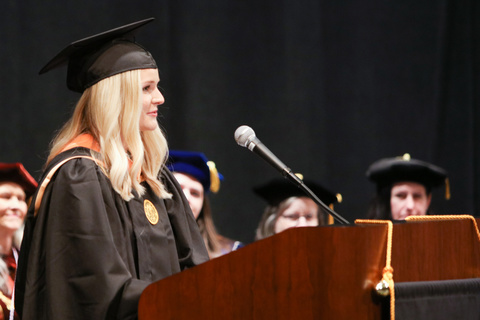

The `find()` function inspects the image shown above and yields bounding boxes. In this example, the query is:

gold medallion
[144,199,159,225]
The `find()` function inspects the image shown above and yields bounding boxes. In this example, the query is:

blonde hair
[47,70,171,201]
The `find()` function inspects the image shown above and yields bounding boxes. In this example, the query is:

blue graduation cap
[167,150,223,193]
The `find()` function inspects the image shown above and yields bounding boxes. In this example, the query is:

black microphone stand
[252,142,350,225]
[282,169,350,225]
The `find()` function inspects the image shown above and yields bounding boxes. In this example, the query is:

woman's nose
[296,216,309,227]
[152,88,165,105]
[8,196,23,209]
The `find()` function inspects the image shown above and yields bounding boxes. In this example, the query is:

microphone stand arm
[243,132,350,225]
[282,169,350,225]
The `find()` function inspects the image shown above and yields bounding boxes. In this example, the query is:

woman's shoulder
[43,147,105,183]
[217,235,245,251]
[159,165,175,181]
[47,147,97,167]
[159,165,182,193]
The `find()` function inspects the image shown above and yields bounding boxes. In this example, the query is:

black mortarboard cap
[0,163,38,198]
[39,18,157,93]
[167,150,224,194]
[366,153,450,199]
[253,177,340,207]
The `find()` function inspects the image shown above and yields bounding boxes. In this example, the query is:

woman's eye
[283,214,300,221]
[0,193,10,200]
[143,85,150,92]
[191,191,202,198]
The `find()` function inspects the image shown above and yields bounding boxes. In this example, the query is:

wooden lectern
[138,218,480,320]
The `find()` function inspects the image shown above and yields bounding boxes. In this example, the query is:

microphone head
[234,125,256,147]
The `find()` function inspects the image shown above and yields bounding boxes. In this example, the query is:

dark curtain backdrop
[1,0,479,244]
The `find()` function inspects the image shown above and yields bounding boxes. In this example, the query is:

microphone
[234,125,299,182]
[234,125,350,225]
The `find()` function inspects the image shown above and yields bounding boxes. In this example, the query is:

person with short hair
[366,153,449,220]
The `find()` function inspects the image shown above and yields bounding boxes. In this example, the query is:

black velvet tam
[253,177,340,207]
[366,153,448,191]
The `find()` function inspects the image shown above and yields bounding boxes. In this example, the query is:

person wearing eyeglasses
[253,177,341,240]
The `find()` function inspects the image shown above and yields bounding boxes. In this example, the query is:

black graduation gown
[14,147,209,319]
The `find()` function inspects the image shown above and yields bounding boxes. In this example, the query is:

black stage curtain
[1,0,479,243]
[394,278,480,320]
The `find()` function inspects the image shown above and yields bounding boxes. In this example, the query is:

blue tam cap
[167,150,223,193]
